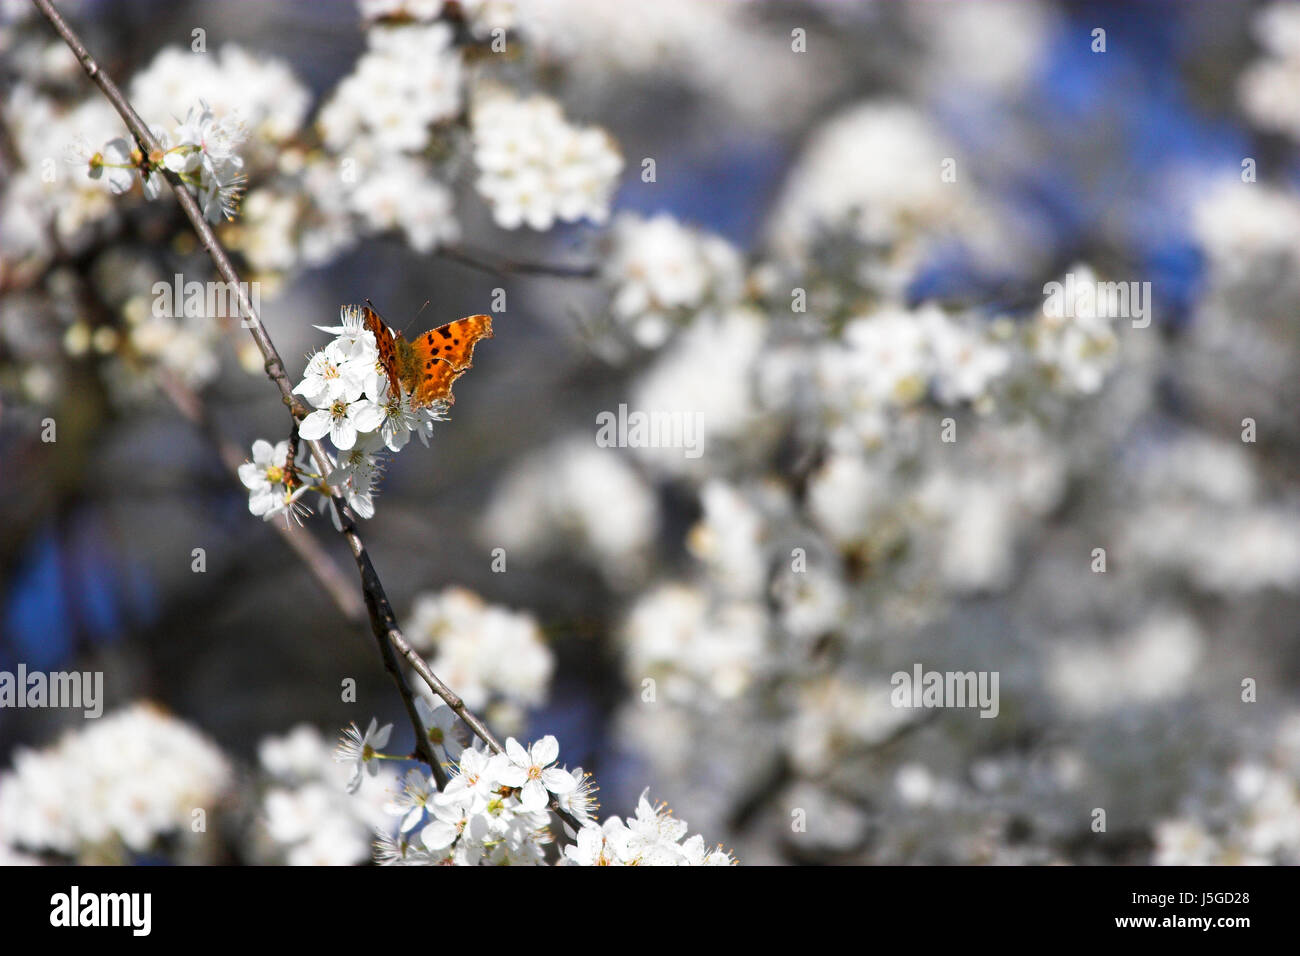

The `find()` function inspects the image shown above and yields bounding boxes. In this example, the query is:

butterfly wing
[363,303,402,400]
[413,314,493,372]
[408,314,494,408]
[413,358,469,407]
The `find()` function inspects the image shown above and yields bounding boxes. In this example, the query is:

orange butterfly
[362,301,493,408]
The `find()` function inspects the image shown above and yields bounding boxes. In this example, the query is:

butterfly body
[363,304,493,408]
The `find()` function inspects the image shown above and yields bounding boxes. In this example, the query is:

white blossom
[471,89,622,230]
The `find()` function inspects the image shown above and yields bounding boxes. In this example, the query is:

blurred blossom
[513,0,828,129]
[1191,179,1300,290]
[252,724,396,866]
[621,583,766,705]
[471,88,622,231]
[127,44,309,158]
[629,306,771,475]
[907,0,1054,97]
[347,155,459,253]
[1239,2,1300,141]
[480,435,658,586]
[0,704,232,862]
[767,100,996,289]
[406,586,553,715]
[318,23,462,154]
[602,213,744,349]
[1047,614,1204,717]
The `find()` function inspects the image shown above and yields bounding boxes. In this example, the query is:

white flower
[87,101,249,220]
[238,438,310,524]
[493,735,576,812]
[821,307,932,408]
[620,790,690,864]
[294,341,367,408]
[437,746,498,813]
[415,698,467,761]
[197,165,244,222]
[314,303,369,342]
[385,769,435,834]
[89,137,136,195]
[327,437,385,519]
[413,402,450,446]
[238,438,289,505]
[551,766,598,824]
[920,307,1010,404]
[299,397,385,451]
[563,823,616,866]
[168,100,247,176]
[420,797,486,853]
[334,719,393,794]
[377,394,421,451]
[128,44,310,154]
[373,829,434,866]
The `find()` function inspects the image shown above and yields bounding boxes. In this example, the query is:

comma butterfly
[362,301,494,408]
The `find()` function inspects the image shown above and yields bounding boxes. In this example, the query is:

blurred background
[1,0,1299,864]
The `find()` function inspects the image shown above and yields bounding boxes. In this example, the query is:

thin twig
[154,368,366,626]
[438,242,598,280]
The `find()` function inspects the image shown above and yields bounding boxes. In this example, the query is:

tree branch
[438,242,598,280]
[30,0,561,803]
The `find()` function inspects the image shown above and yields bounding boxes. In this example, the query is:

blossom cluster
[471,88,623,231]
[126,44,310,160]
[317,23,462,154]
[371,734,577,865]
[87,101,248,222]
[339,721,733,866]
[0,704,231,863]
[602,212,745,349]
[564,791,737,866]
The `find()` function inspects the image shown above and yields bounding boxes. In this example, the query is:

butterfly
[362,301,493,408]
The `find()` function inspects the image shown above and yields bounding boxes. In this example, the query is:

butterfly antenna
[394,298,433,334]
